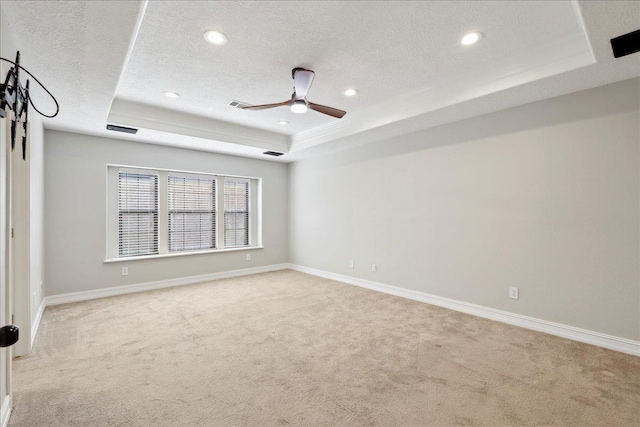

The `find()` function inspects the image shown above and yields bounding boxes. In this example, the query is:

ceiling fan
[239,68,346,119]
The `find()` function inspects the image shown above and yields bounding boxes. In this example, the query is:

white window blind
[118,171,159,257]
[224,180,249,247]
[168,175,216,252]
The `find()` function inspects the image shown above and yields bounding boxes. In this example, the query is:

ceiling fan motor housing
[292,67,310,79]
[239,67,346,118]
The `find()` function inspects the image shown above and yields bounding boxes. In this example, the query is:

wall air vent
[263,151,284,157]
[611,28,640,58]
[106,124,138,134]
[228,99,251,109]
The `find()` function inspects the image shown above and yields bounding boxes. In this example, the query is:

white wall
[289,78,640,341]
[44,131,288,296]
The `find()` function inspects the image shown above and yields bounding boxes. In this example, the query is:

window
[118,171,159,257]
[168,174,216,252]
[224,179,249,247]
[107,166,260,260]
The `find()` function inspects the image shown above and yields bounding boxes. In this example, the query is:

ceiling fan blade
[239,100,292,111]
[308,102,346,119]
[293,68,315,99]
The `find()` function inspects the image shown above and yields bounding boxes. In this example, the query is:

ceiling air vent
[263,151,284,157]
[228,99,251,109]
[106,124,138,134]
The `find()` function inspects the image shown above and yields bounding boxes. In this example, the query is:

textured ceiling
[115,0,583,135]
[0,1,639,162]
[0,0,141,139]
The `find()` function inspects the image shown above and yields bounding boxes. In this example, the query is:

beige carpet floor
[9,270,640,426]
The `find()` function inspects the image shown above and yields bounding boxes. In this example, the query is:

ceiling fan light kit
[291,100,308,114]
[239,67,347,119]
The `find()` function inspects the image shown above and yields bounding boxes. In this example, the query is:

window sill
[104,246,264,263]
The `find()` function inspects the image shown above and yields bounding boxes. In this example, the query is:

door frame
[0,104,14,427]
[10,121,30,358]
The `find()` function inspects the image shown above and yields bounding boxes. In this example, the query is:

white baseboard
[0,396,11,427]
[44,264,289,306]
[287,264,640,357]
[31,300,46,350]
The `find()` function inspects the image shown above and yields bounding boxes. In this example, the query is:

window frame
[105,164,262,262]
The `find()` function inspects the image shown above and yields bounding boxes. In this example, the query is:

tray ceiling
[1,1,639,161]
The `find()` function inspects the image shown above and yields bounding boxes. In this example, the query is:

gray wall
[289,78,640,341]
[44,131,288,296]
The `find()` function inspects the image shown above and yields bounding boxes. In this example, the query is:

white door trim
[0,104,14,427]
[10,126,31,356]
[0,395,11,427]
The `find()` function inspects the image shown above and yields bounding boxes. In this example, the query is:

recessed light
[291,100,308,114]
[461,32,482,45]
[344,88,358,97]
[278,120,289,125]
[163,91,180,98]
[204,30,228,45]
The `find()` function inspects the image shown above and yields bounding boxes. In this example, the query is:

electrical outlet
[372,263,377,272]
[246,254,251,261]
[509,286,519,300]
[122,267,128,276]
[349,260,354,268]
